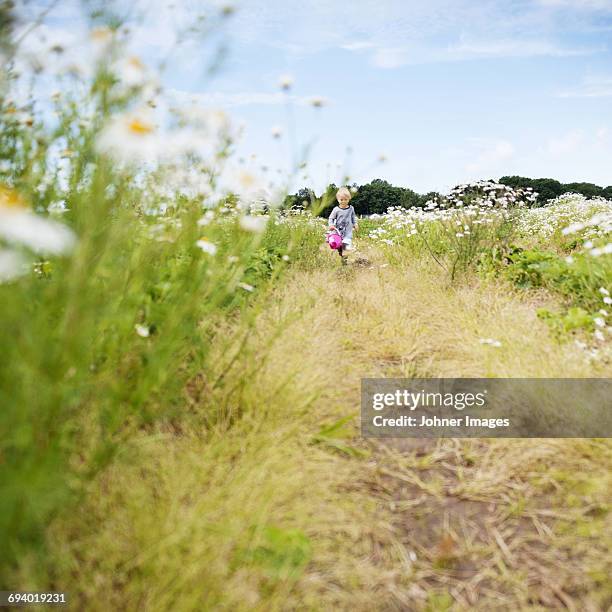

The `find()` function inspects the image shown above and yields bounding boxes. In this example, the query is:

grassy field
[5,236,611,611]
[2,14,612,609]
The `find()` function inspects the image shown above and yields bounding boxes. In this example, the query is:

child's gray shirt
[328,205,357,240]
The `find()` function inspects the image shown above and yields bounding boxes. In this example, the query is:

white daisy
[134,324,150,338]
[95,107,160,165]
[113,55,148,87]
[196,238,217,255]
[239,215,268,233]
[279,74,294,90]
[0,186,76,255]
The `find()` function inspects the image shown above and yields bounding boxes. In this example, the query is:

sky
[13,0,612,195]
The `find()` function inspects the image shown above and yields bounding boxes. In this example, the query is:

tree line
[282,176,612,216]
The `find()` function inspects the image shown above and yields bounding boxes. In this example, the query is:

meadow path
[230,240,611,610]
[63,240,610,611]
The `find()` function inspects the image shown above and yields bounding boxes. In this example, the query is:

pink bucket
[327,233,343,250]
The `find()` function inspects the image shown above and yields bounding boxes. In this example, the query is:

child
[328,187,358,264]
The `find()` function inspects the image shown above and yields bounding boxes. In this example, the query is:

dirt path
[248,241,612,610]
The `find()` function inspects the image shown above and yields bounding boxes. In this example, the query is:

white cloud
[16,0,610,75]
[14,0,234,78]
[371,47,411,68]
[448,38,602,59]
[167,88,329,108]
[547,130,584,155]
[225,0,609,67]
[537,0,612,9]
[558,75,612,97]
[465,139,515,174]
[369,38,600,68]
[340,42,376,51]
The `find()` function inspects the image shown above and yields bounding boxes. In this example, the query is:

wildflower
[0,182,23,207]
[227,255,239,263]
[279,74,294,90]
[219,165,268,205]
[589,243,612,256]
[594,329,605,342]
[122,56,147,86]
[600,287,610,296]
[96,108,160,165]
[604,297,612,305]
[599,309,608,317]
[90,26,114,60]
[134,324,150,338]
[561,221,585,235]
[309,96,326,108]
[239,214,268,233]
[594,317,606,328]
[197,211,215,226]
[282,254,290,261]
[565,255,574,264]
[238,282,254,292]
[91,26,113,45]
[196,238,217,255]
[0,185,76,254]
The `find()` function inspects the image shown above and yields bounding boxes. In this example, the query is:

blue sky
[19,0,612,194]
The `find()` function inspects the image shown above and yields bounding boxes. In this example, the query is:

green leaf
[237,526,312,580]
[310,415,369,458]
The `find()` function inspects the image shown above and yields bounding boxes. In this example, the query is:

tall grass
[0,13,328,574]
[8,249,609,610]
[0,171,325,572]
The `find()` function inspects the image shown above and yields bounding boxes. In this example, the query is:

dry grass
[18,242,611,611]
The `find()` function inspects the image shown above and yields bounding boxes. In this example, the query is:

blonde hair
[336,187,352,200]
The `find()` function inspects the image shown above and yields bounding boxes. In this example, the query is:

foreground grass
[10,241,611,610]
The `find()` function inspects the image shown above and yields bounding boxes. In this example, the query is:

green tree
[351,179,407,215]
[282,186,317,210]
[499,176,607,204]
[419,191,440,207]
[564,182,603,199]
[318,183,338,217]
